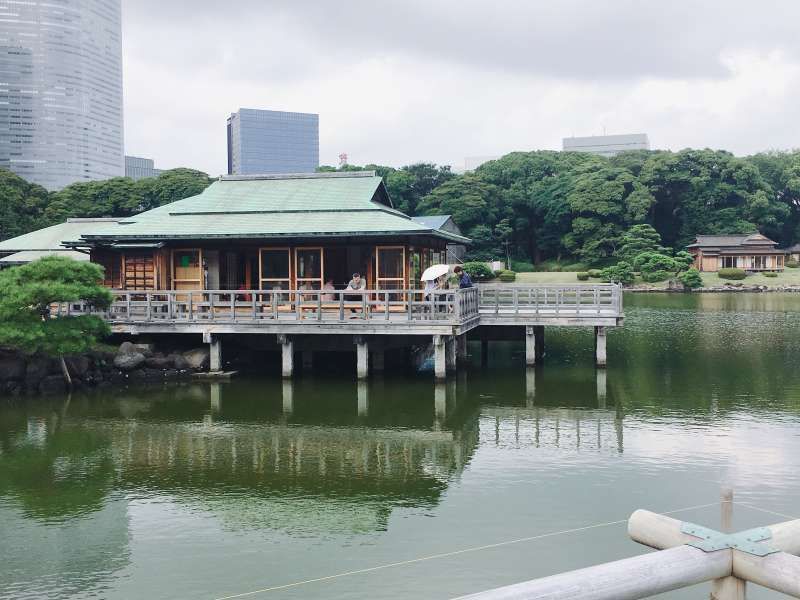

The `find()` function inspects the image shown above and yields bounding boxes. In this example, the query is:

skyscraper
[227,108,319,175]
[0,0,124,190]
[125,155,162,181]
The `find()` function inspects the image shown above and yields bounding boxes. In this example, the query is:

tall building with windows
[562,134,649,157]
[227,109,319,175]
[0,0,124,190]
[125,155,162,181]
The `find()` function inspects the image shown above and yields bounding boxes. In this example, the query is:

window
[722,256,738,269]
[295,247,323,290]
[95,253,121,288]
[172,249,202,290]
[125,253,155,291]
[376,246,405,290]
[260,248,291,290]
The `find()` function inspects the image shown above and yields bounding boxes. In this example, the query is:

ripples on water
[1,293,800,599]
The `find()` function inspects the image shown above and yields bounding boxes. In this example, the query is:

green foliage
[600,261,635,285]
[576,272,590,281]
[0,257,112,356]
[498,270,517,282]
[718,268,747,280]
[510,259,535,272]
[787,259,799,268]
[588,269,602,278]
[616,224,668,263]
[764,271,779,278]
[673,251,695,273]
[0,169,50,241]
[641,270,673,283]
[679,268,704,290]
[462,261,494,281]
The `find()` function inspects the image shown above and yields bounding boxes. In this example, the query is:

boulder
[145,355,172,370]
[65,355,90,377]
[39,375,66,395]
[25,357,56,388]
[167,353,190,371]
[114,352,146,371]
[0,357,26,381]
[183,348,209,370]
[118,341,138,355]
[131,343,155,357]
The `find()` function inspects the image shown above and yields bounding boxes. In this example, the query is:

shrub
[587,269,602,278]
[563,262,588,272]
[462,261,494,281]
[576,272,590,281]
[641,270,672,283]
[498,270,517,282]
[764,271,779,278]
[600,261,635,285]
[510,260,535,272]
[718,268,746,280]
[493,270,503,278]
[787,259,799,268]
[679,268,703,290]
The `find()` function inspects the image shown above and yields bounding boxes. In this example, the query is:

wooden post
[446,335,457,372]
[278,334,293,378]
[204,331,222,372]
[595,325,607,368]
[355,336,369,380]
[525,325,536,366]
[433,335,447,381]
[456,334,468,362]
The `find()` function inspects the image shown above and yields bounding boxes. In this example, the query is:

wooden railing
[66,288,481,324]
[478,284,622,317]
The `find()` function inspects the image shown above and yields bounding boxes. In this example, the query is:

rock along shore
[0,341,213,397]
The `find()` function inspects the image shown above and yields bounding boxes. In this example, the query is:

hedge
[498,270,517,282]
[718,268,746,280]
[764,271,779,278]
[462,261,494,281]
[587,269,602,278]
[787,259,799,268]
[576,272,590,281]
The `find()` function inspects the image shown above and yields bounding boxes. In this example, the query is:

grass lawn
[507,269,800,287]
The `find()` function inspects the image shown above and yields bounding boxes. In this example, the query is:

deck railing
[63,287,481,324]
[478,284,622,317]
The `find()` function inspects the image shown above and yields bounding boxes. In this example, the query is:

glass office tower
[227,108,319,175]
[0,0,124,190]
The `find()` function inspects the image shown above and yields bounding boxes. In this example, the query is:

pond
[2,292,800,599]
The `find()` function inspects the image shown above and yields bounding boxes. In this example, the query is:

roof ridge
[219,171,377,181]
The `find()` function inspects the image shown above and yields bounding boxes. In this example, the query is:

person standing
[453,265,473,288]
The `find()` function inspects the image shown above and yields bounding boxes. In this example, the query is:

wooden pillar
[278,334,293,378]
[446,336,457,372]
[525,326,536,366]
[712,489,746,600]
[433,335,447,381]
[371,350,385,372]
[355,336,369,380]
[534,325,545,361]
[595,326,607,368]
[456,334,468,362]
[481,340,489,367]
[204,332,222,372]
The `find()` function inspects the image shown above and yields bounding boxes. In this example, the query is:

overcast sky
[122,1,800,175]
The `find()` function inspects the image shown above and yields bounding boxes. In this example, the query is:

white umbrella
[421,264,451,281]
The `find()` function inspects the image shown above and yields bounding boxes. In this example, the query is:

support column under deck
[534,325,545,362]
[355,336,369,380]
[525,326,536,366]
[446,336,457,372]
[278,334,294,378]
[595,326,607,368]
[433,335,447,381]
[456,334,468,363]
[204,332,222,372]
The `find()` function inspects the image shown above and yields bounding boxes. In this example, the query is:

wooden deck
[62,284,623,335]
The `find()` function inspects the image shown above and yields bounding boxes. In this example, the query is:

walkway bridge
[65,284,623,379]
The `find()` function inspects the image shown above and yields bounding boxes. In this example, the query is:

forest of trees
[3,148,800,270]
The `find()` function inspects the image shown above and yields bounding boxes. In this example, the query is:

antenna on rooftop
[338,152,348,168]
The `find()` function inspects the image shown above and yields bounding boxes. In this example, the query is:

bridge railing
[478,284,622,317]
[59,287,481,325]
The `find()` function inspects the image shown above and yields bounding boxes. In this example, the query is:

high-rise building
[125,155,162,181]
[227,108,319,175]
[0,0,124,190]
[562,134,650,157]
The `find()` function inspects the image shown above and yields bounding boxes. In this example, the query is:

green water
[2,292,800,599]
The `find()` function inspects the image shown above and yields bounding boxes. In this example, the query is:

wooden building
[66,171,468,293]
[687,233,785,272]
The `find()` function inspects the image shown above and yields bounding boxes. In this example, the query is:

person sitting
[345,272,367,314]
[322,278,336,302]
[453,265,474,288]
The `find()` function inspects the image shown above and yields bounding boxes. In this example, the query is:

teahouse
[66,171,469,292]
[687,233,785,272]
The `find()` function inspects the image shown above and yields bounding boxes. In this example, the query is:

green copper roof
[78,172,470,244]
[0,218,119,251]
